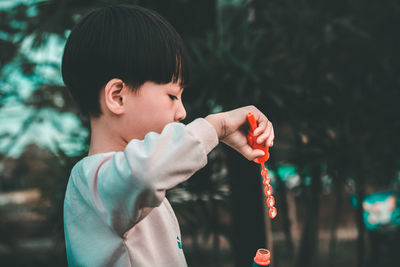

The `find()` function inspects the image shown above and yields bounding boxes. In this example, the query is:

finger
[262,120,274,147]
[239,145,265,161]
[256,121,272,144]
[254,117,268,136]
[256,126,274,146]
[266,128,275,147]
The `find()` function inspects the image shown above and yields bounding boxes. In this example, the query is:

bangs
[109,5,190,89]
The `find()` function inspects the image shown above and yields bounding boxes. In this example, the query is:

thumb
[240,146,265,161]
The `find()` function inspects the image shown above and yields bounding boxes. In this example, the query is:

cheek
[135,98,174,132]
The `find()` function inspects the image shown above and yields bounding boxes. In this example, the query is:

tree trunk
[295,167,321,267]
[328,175,342,267]
[355,173,365,267]
[276,171,294,255]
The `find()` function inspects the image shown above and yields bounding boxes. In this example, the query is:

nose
[175,101,186,122]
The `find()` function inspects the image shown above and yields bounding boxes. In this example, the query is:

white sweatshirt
[64,118,219,266]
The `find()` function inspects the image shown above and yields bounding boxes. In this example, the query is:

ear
[103,78,127,115]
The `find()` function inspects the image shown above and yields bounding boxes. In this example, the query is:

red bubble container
[252,248,271,267]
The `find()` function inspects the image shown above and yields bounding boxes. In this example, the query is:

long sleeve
[67,118,218,237]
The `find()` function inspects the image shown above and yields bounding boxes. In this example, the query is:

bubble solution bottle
[252,248,271,267]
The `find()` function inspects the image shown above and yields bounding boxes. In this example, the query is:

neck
[88,116,127,156]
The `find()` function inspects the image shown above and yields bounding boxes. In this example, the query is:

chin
[155,122,173,134]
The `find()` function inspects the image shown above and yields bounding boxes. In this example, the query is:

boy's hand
[205,106,274,161]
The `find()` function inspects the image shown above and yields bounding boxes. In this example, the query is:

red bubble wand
[247,112,277,219]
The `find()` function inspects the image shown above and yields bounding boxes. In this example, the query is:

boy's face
[121,81,186,141]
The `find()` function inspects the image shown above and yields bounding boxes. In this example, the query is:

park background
[0,0,399,266]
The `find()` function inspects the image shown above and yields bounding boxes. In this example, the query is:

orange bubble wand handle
[246,113,270,164]
[247,112,277,219]
[247,112,258,132]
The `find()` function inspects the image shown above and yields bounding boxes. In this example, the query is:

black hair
[61,5,189,117]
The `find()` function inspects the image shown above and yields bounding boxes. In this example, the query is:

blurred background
[1,0,400,266]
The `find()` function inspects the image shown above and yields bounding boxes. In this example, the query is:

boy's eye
[169,95,178,100]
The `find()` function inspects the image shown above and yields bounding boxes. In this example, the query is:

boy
[62,5,274,267]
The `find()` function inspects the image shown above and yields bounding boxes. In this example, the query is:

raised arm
[90,118,218,236]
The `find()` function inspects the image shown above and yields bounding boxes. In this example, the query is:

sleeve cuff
[186,118,219,154]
